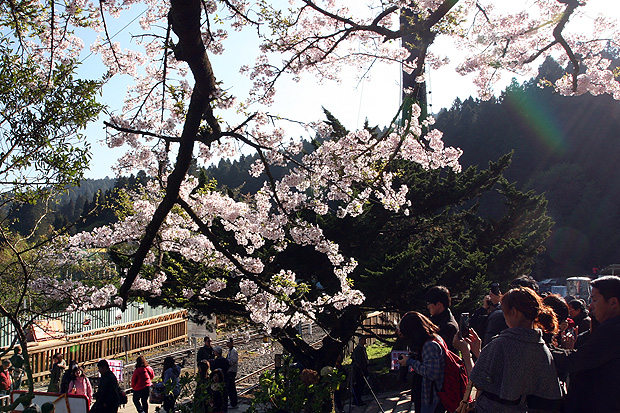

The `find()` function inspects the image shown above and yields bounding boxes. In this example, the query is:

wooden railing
[3,310,187,383]
[361,311,400,345]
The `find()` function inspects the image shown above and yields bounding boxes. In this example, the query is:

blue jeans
[420,399,440,413]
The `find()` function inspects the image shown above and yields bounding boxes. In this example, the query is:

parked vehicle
[566,276,592,303]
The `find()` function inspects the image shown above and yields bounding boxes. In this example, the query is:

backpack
[432,337,470,412]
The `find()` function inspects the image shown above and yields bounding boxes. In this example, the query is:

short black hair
[569,299,587,312]
[425,285,451,308]
[41,402,55,413]
[591,276,620,301]
[97,359,109,369]
[510,275,539,293]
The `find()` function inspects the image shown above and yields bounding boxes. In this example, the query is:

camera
[398,352,416,360]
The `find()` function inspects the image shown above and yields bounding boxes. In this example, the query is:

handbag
[118,388,128,405]
[455,380,477,413]
[149,383,165,404]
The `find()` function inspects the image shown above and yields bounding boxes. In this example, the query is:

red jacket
[131,366,154,391]
[0,368,11,391]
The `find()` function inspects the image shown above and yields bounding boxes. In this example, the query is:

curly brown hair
[502,287,558,334]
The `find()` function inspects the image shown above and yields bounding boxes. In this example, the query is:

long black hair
[398,311,439,353]
[162,356,175,380]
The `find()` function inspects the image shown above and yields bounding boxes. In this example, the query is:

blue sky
[80,0,620,179]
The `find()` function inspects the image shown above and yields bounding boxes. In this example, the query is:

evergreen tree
[138,113,553,368]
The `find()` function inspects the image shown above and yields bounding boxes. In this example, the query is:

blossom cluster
[57,100,461,331]
[20,0,620,332]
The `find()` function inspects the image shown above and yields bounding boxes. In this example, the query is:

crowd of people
[3,275,618,413]
[0,346,25,397]
[193,336,239,413]
[391,274,620,413]
[0,335,239,413]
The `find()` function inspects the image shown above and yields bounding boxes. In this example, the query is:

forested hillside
[9,58,620,279]
[436,57,620,278]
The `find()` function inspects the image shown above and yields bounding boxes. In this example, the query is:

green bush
[248,356,344,413]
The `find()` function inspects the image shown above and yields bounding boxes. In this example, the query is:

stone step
[342,389,414,413]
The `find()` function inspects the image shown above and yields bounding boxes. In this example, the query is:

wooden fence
[360,311,400,345]
[3,310,187,383]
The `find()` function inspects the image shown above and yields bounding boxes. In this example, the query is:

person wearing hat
[209,346,230,379]
[197,336,215,366]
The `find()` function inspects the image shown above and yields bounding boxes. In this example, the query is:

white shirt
[226,346,238,373]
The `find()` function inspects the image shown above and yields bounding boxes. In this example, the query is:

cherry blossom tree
[0,6,103,408]
[5,0,619,371]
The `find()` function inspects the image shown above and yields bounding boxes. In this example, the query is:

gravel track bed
[35,323,327,401]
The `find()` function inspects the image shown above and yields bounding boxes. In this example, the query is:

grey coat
[471,327,562,413]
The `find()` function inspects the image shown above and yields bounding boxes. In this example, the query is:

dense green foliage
[248,355,344,413]
[16,57,620,281]
[436,57,620,278]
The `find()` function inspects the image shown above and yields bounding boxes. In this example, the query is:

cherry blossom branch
[522,1,581,92]
[47,0,55,84]
[106,115,263,148]
[118,0,219,303]
[220,0,260,26]
[104,121,178,141]
[99,0,124,73]
[475,1,491,24]
[425,0,459,30]
[552,0,581,92]
[162,21,172,124]
[523,40,559,64]
[301,0,398,39]
[129,80,165,126]
[175,198,326,328]
[254,148,287,212]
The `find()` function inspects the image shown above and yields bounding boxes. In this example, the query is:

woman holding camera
[458,287,563,412]
[397,311,446,413]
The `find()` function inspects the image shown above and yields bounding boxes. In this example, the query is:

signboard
[390,350,412,371]
[27,319,65,342]
[11,391,89,413]
[106,359,124,383]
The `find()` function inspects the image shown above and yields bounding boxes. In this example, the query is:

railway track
[119,323,324,398]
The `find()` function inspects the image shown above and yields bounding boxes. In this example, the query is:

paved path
[119,389,415,413]
[119,397,253,412]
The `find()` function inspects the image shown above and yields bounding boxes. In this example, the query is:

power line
[79,8,148,64]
